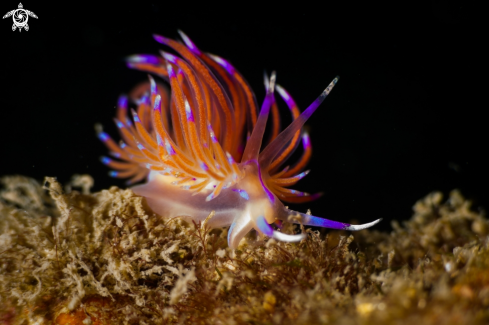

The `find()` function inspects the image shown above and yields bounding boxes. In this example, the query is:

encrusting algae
[1,175,489,324]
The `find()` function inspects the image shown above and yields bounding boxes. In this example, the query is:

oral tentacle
[255,216,306,242]
[272,231,306,242]
[255,215,273,236]
[280,208,382,231]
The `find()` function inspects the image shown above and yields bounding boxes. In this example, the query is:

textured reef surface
[1,175,489,324]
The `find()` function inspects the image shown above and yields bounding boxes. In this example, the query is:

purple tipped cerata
[98,31,381,249]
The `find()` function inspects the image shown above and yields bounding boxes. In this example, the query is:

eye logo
[2,3,37,32]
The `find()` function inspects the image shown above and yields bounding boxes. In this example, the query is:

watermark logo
[3,3,37,32]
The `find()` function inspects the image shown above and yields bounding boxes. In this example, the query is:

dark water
[1,1,485,232]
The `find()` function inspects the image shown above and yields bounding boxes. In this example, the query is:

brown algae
[1,175,489,324]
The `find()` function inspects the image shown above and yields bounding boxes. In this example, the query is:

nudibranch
[97,31,381,249]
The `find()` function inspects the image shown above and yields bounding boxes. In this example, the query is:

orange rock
[54,296,116,325]
[55,308,89,325]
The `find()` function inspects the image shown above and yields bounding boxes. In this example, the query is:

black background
[0,1,485,231]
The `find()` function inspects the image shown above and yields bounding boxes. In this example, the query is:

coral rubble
[1,175,489,324]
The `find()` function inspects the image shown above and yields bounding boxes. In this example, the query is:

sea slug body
[97,31,381,249]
